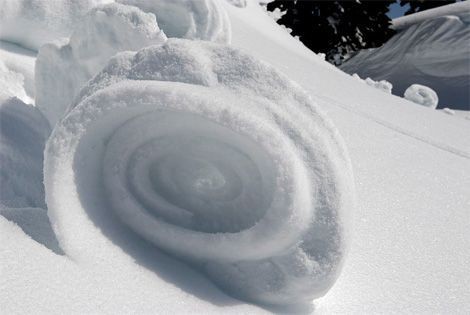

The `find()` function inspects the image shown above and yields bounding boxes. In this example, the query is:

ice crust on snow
[342,2,470,110]
[117,0,231,43]
[0,97,50,209]
[404,84,439,109]
[44,39,354,306]
[35,3,167,126]
[0,0,113,51]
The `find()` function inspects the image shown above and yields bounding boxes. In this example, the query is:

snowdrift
[341,1,470,110]
[0,0,113,51]
[44,39,354,305]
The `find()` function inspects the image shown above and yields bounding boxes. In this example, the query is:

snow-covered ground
[341,1,470,110]
[1,0,469,314]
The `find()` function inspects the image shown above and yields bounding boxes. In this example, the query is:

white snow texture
[404,84,439,109]
[44,39,354,306]
[0,0,113,51]
[341,1,470,110]
[35,2,167,126]
[117,0,231,43]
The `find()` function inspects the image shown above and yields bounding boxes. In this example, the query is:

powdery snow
[341,1,470,110]
[0,0,113,51]
[117,0,231,43]
[35,2,167,126]
[404,84,439,109]
[45,39,354,306]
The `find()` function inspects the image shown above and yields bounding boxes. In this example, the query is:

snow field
[35,2,167,126]
[404,84,439,109]
[44,39,354,306]
[117,0,231,43]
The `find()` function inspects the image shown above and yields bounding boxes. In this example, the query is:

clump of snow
[351,73,392,94]
[0,97,50,209]
[117,0,231,43]
[44,39,354,306]
[0,60,31,104]
[404,84,439,109]
[0,0,113,51]
[442,107,455,115]
[341,1,470,110]
[35,2,167,126]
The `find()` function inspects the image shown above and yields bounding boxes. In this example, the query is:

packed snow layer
[117,0,231,43]
[44,39,354,306]
[35,3,167,126]
[0,41,36,102]
[0,97,50,209]
[0,0,113,51]
[341,2,470,110]
[404,84,439,109]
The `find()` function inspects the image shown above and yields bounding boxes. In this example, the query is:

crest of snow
[44,39,354,306]
[0,98,50,209]
[0,0,114,51]
[351,73,392,94]
[404,84,439,109]
[341,1,470,110]
[117,0,231,43]
[35,2,167,126]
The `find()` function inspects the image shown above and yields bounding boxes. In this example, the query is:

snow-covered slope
[341,1,470,110]
[1,0,470,314]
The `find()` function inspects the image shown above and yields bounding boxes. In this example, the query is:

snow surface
[404,84,439,109]
[117,0,231,43]
[1,0,470,313]
[0,0,114,51]
[35,2,167,126]
[341,1,470,110]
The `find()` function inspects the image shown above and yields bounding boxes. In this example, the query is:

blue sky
[387,2,410,19]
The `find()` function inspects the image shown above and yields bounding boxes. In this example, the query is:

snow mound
[44,39,354,306]
[341,2,470,110]
[352,74,392,94]
[404,84,439,109]
[35,2,167,126]
[0,0,113,51]
[117,0,231,43]
[0,98,50,209]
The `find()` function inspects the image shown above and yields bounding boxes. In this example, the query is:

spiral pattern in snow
[45,39,354,306]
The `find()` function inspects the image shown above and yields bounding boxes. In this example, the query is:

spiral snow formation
[45,39,354,306]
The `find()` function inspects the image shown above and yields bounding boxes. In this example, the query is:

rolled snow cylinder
[404,84,439,109]
[35,2,167,126]
[117,0,231,43]
[44,39,354,306]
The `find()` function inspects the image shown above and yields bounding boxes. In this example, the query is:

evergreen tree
[267,0,395,65]
[400,0,459,15]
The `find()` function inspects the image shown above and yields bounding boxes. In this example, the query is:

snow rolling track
[117,0,231,43]
[44,39,354,306]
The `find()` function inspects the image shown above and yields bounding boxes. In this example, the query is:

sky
[387,2,410,19]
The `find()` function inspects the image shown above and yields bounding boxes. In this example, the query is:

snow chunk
[35,3,167,126]
[0,98,50,209]
[351,74,392,94]
[0,0,113,51]
[45,39,354,306]
[404,84,439,109]
[0,60,31,104]
[117,0,231,43]
[442,107,455,115]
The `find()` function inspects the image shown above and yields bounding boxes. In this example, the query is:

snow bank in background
[352,74,392,94]
[0,98,50,209]
[35,3,167,126]
[117,0,231,43]
[44,39,353,306]
[404,84,438,109]
[341,2,470,110]
[0,0,113,51]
